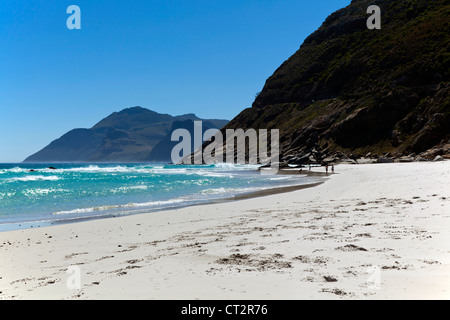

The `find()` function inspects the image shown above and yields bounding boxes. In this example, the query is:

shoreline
[0,180,326,232]
[0,161,449,299]
[0,167,328,233]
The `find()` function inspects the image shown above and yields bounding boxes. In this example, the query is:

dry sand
[0,161,449,300]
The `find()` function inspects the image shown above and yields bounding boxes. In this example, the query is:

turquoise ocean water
[0,163,321,231]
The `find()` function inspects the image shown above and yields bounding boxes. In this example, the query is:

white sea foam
[212,163,241,168]
[201,187,228,195]
[201,172,235,178]
[110,185,148,194]
[43,165,130,173]
[23,188,67,196]
[0,192,15,201]
[130,198,187,208]
[52,198,188,215]
[53,206,117,215]
[212,163,260,170]
[201,186,261,195]
[151,168,193,175]
[8,175,60,182]
[5,167,29,174]
[39,165,194,176]
[7,164,257,178]
[269,176,292,181]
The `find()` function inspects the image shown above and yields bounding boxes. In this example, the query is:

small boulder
[377,157,394,163]
[339,158,357,165]
[398,156,414,163]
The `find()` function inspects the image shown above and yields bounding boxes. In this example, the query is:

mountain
[24,107,228,163]
[148,119,222,162]
[218,0,450,163]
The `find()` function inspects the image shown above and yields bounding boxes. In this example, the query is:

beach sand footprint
[336,244,368,252]
[215,253,293,272]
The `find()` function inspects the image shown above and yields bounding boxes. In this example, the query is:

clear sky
[0,0,350,163]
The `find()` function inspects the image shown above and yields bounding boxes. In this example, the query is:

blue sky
[0,0,350,162]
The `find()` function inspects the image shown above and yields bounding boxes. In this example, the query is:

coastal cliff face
[223,0,450,163]
[24,107,228,162]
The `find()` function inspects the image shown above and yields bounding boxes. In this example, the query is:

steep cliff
[224,0,449,162]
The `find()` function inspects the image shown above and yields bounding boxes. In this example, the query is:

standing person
[325,164,329,174]
[331,164,335,173]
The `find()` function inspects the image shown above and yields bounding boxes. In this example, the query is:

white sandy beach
[0,161,449,300]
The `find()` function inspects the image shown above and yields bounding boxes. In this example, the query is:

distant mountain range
[24,107,228,163]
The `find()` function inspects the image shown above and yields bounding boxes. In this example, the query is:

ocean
[0,163,322,231]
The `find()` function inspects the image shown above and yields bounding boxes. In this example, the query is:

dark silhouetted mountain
[24,107,228,162]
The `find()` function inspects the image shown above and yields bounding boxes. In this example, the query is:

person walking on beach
[331,164,335,173]
[325,164,329,174]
